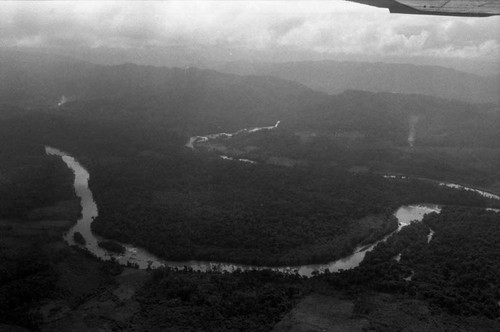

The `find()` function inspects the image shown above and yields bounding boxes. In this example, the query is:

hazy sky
[1,1,499,64]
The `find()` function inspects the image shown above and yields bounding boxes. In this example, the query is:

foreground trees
[134,268,305,332]
[325,207,500,318]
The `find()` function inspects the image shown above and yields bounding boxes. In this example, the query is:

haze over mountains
[4,45,499,77]
[0,50,326,132]
[1,49,498,149]
[3,49,498,112]
[218,60,500,104]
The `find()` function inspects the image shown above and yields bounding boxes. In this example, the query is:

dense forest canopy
[325,207,500,318]
[134,268,305,331]
[0,141,79,328]
[1,51,499,330]
[0,142,76,220]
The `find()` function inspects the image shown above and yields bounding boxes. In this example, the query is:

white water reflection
[394,204,441,227]
[220,155,257,164]
[383,175,408,180]
[439,183,500,200]
[383,175,500,202]
[185,121,280,154]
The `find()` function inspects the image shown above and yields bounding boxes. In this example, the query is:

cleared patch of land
[273,293,369,332]
[273,291,500,332]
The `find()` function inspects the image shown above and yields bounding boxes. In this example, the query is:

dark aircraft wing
[348,0,500,17]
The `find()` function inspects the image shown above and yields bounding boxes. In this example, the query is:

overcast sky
[1,1,499,65]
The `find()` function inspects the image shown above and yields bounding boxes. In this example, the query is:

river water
[188,125,500,203]
[186,121,280,149]
[45,146,452,277]
[185,121,280,164]
[439,183,500,200]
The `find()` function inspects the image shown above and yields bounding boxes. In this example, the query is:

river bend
[46,146,496,277]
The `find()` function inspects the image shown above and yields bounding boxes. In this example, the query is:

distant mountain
[217,60,500,105]
[1,51,497,146]
[0,50,94,106]
[0,52,327,133]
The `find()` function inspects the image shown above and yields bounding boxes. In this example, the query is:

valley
[1,50,499,331]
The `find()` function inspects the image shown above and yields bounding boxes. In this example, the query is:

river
[188,125,500,202]
[45,146,454,277]
[186,121,280,149]
[186,121,280,164]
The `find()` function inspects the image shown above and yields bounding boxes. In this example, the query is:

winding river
[186,121,280,150]
[186,121,280,164]
[46,143,499,277]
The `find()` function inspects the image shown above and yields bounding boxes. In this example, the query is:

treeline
[134,268,305,331]
[408,207,500,318]
[325,207,500,319]
[0,142,79,329]
[0,142,76,219]
[0,242,59,329]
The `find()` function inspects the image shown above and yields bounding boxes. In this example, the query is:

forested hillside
[0,143,77,219]
[288,90,500,148]
[0,142,79,328]
[325,207,500,318]
[0,52,327,133]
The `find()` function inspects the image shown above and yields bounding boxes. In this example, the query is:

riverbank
[47,146,457,277]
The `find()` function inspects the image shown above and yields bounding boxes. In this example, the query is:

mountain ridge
[217,60,500,105]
